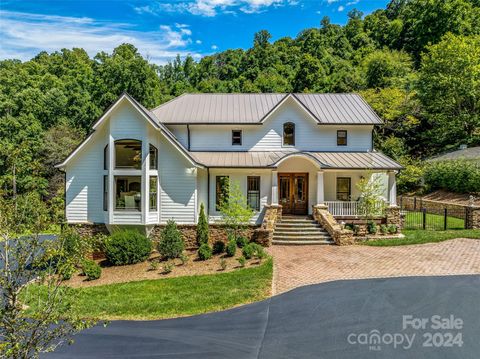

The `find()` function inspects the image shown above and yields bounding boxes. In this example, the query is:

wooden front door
[278,173,308,215]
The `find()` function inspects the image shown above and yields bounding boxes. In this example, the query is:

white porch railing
[325,201,387,217]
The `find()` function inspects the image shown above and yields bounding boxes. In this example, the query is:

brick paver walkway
[267,238,480,294]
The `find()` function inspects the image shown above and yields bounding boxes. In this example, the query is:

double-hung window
[337,130,347,146]
[232,130,242,146]
[247,176,260,211]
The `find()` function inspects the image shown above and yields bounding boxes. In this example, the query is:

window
[247,176,260,211]
[150,176,157,211]
[103,175,108,211]
[115,176,141,211]
[104,145,109,170]
[337,130,347,146]
[115,139,142,169]
[232,130,242,145]
[283,122,295,146]
[149,144,158,170]
[336,177,351,201]
[215,176,230,211]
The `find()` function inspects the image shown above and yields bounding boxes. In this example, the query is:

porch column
[388,171,397,206]
[316,170,324,205]
[271,170,278,205]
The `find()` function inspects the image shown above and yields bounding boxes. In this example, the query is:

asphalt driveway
[46,275,480,359]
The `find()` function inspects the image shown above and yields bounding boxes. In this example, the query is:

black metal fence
[400,207,467,230]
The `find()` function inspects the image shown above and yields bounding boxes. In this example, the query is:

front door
[278,173,308,215]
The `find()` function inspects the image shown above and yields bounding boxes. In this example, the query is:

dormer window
[232,130,242,145]
[337,130,347,146]
[283,122,295,146]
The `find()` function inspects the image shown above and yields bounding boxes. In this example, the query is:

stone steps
[273,216,333,245]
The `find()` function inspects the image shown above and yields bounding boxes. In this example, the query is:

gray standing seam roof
[151,93,383,125]
[189,151,402,170]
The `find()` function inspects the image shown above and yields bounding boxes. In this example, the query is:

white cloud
[0,11,200,64]
[326,0,339,3]
[338,5,345,11]
[316,10,321,14]
[143,0,295,17]
[346,0,360,5]
[196,40,202,44]
[211,44,218,50]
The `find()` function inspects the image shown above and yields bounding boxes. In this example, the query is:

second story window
[283,122,295,146]
[337,130,347,146]
[115,139,142,169]
[149,144,158,169]
[232,130,242,145]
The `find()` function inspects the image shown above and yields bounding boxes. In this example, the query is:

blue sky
[0,0,389,64]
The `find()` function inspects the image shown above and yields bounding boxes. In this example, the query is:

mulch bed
[64,250,258,288]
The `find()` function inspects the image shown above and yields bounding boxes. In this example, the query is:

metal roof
[428,146,480,162]
[151,93,382,125]
[189,151,402,170]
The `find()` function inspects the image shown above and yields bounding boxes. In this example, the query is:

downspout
[187,125,191,151]
[207,167,210,217]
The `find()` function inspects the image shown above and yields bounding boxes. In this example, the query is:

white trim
[272,152,323,168]
[260,94,320,125]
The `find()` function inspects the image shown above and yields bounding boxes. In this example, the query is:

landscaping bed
[64,249,260,288]
[25,258,272,320]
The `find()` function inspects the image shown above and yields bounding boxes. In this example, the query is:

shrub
[226,239,237,257]
[388,224,398,234]
[198,244,212,261]
[213,240,225,254]
[59,261,75,281]
[380,224,388,234]
[196,203,209,246]
[105,230,152,265]
[158,220,184,259]
[162,262,174,274]
[237,256,246,267]
[242,243,255,259]
[179,253,189,265]
[82,259,101,281]
[367,221,377,235]
[236,236,248,248]
[352,225,360,236]
[424,159,480,194]
[220,259,227,271]
[149,259,159,271]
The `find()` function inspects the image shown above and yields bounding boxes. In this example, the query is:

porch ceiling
[189,151,403,170]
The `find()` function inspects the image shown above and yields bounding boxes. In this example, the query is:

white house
[57,92,401,235]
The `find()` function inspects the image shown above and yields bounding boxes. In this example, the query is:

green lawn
[24,258,273,320]
[404,211,465,230]
[364,229,480,247]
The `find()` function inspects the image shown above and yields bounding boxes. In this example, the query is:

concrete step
[279,219,317,224]
[274,230,329,237]
[274,226,326,232]
[276,222,321,228]
[273,233,332,241]
[272,239,334,245]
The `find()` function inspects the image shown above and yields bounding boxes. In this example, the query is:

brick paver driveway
[268,238,480,294]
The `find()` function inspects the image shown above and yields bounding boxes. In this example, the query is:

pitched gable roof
[151,93,382,125]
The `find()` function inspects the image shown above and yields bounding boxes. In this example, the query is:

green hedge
[424,160,480,193]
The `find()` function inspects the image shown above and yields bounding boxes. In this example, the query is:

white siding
[159,136,197,224]
[65,124,107,223]
[167,125,189,148]
[323,171,388,201]
[208,169,271,225]
[186,98,373,152]
[113,212,142,224]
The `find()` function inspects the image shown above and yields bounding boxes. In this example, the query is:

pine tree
[196,203,209,246]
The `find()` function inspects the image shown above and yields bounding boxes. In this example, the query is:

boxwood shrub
[212,240,225,254]
[198,244,212,261]
[226,239,237,257]
[82,259,101,281]
[105,230,152,265]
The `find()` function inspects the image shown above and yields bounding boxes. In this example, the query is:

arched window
[149,144,158,170]
[283,122,295,146]
[114,139,142,169]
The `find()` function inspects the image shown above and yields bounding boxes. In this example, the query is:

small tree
[196,203,209,246]
[218,181,254,239]
[158,220,184,259]
[0,193,94,358]
[356,173,387,221]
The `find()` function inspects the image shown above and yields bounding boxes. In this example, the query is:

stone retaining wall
[312,205,354,245]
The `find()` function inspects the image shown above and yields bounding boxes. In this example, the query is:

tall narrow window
[247,176,260,211]
[103,175,108,211]
[336,177,351,201]
[232,130,242,145]
[104,145,109,170]
[115,139,142,169]
[337,130,347,146]
[149,144,158,169]
[283,122,295,146]
[215,176,230,211]
[150,176,157,211]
